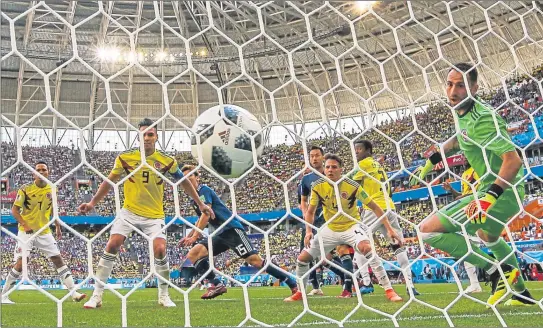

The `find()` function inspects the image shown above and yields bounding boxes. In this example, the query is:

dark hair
[181,164,199,176]
[354,140,373,154]
[450,63,478,84]
[138,118,156,131]
[309,145,324,156]
[35,161,48,169]
[324,153,343,167]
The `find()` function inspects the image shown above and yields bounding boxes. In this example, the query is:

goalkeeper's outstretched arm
[409,138,460,186]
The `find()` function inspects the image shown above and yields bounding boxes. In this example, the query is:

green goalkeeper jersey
[456,98,524,193]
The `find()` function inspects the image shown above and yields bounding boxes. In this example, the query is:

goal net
[1,1,542,327]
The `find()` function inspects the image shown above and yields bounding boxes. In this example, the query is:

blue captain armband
[172,168,184,179]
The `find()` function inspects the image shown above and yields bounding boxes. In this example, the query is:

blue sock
[309,262,320,289]
[316,270,323,288]
[340,255,354,292]
[262,260,297,290]
[194,258,221,286]
[325,257,345,283]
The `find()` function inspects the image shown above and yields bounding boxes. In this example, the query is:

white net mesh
[1,1,543,327]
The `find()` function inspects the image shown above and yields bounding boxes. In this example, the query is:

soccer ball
[191,104,264,179]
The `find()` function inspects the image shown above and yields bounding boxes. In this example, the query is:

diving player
[411,63,535,306]
[180,165,298,299]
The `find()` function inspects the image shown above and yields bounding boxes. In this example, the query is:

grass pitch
[1,282,542,327]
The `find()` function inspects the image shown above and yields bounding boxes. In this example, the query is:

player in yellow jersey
[79,118,213,309]
[443,162,483,294]
[285,154,402,302]
[352,140,421,296]
[443,163,479,201]
[1,162,86,304]
[298,146,353,296]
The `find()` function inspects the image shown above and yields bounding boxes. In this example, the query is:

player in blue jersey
[298,146,347,295]
[180,165,299,299]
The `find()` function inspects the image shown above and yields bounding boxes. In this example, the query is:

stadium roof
[1,1,543,132]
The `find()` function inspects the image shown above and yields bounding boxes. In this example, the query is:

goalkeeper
[410,63,535,307]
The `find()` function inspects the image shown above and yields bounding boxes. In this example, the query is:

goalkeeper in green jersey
[410,63,535,307]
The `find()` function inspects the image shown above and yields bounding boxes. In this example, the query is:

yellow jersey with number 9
[352,157,395,211]
[13,182,53,235]
[110,149,179,219]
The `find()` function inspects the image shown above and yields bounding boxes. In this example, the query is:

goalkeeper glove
[465,184,503,224]
[408,160,434,186]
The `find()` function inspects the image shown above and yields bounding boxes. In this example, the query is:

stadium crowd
[1,64,543,282]
[2,65,543,217]
[0,228,303,280]
[2,198,541,281]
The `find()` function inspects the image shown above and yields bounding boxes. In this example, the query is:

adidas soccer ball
[191,104,264,179]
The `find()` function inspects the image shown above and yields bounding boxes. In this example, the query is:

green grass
[1,282,542,327]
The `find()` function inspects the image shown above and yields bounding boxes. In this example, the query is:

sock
[295,260,310,289]
[1,268,21,295]
[340,255,354,292]
[393,246,414,288]
[356,252,392,290]
[194,258,221,286]
[94,252,117,295]
[56,265,76,291]
[308,262,319,289]
[464,261,480,286]
[371,262,392,291]
[516,289,536,304]
[422,232,495,271]
[483,238,526,292]
[325,257,345,284]
[316,270,323,288]
[262,260,297,290]
[155,257,170,296]
[360,263,371,286]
